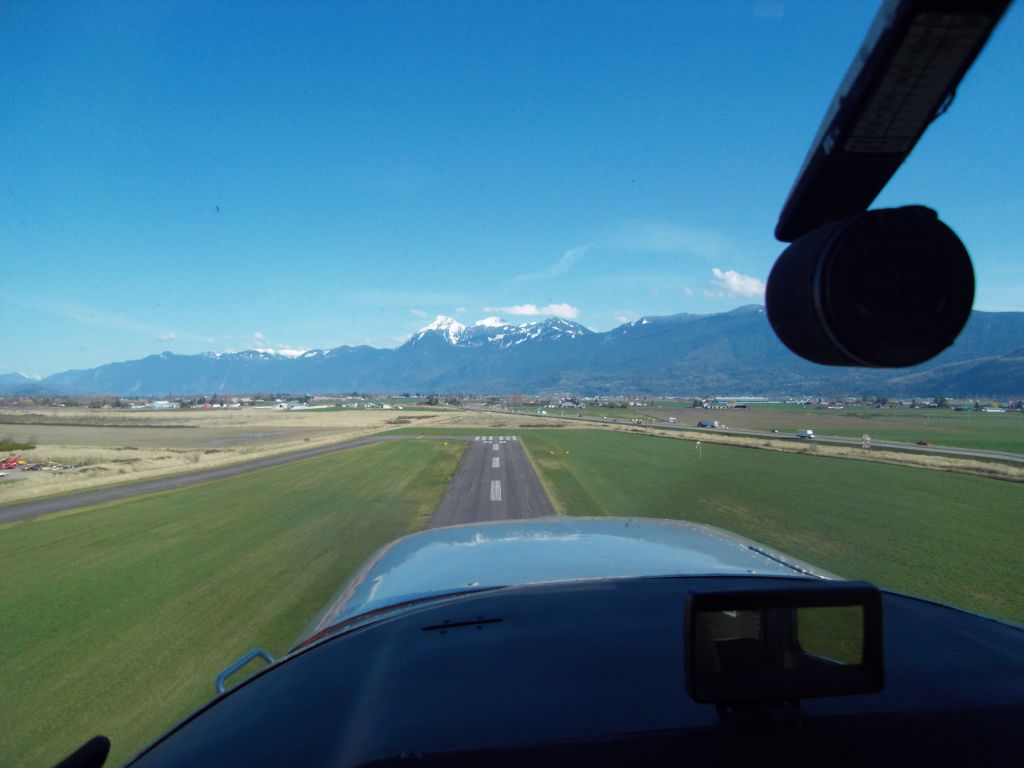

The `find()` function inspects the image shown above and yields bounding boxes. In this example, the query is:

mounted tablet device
[767,0,1009,367]
[685,582,883,705]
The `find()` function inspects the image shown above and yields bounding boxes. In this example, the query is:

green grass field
[0,439,465,767]
[389,425,1023,622]
[645,404,1024,453]
[483,403,1024,453]
[3,423,1022,764]
[518,429,1024,624]
[1,440,35,452]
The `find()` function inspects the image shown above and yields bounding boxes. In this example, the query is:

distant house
[148,400,179,410]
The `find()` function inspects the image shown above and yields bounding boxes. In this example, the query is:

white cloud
[487,303,580,319]
[409,308,429,318]
[239,331,308,355]
[613,222,726,257]
[454,306,466,314]
[610,309,639,324]
[706,268,766,299]
[507,245,589,283]
[158,333,177,342]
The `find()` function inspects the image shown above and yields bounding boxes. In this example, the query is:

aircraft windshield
[0,2,1021,765]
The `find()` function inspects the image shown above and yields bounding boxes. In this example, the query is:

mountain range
[2,307,1023,398]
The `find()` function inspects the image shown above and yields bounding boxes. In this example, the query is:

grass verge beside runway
[0,439,465,768]
[488,405,1024,454]
[519,430,1024,625]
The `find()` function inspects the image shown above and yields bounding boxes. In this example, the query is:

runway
[429,435,556,528]
[1,433,557,528]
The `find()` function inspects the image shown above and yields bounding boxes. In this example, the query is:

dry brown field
[0,406,483,504]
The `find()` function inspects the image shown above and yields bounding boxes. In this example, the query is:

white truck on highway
[796,429,815,439]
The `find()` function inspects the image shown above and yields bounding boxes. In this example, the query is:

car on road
[917,440,931,446]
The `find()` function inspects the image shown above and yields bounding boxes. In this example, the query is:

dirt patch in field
[0,406,468,504]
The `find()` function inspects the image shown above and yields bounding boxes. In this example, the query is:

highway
[468,407,1024,465]
[429,435,556,527]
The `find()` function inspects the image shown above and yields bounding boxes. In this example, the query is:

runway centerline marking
[428,437,556,528]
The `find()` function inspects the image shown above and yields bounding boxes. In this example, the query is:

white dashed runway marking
[428,433,556,527]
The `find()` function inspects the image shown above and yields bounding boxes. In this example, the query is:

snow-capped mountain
[406,315,593,350]
[204,349,310,361]
[407,316,468,346]
[4,308,1023,397]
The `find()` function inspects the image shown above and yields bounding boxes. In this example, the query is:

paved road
[0,434,454,526]
[429,435,556,528]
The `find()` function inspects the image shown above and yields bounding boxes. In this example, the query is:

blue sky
[2,1,1022,377]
